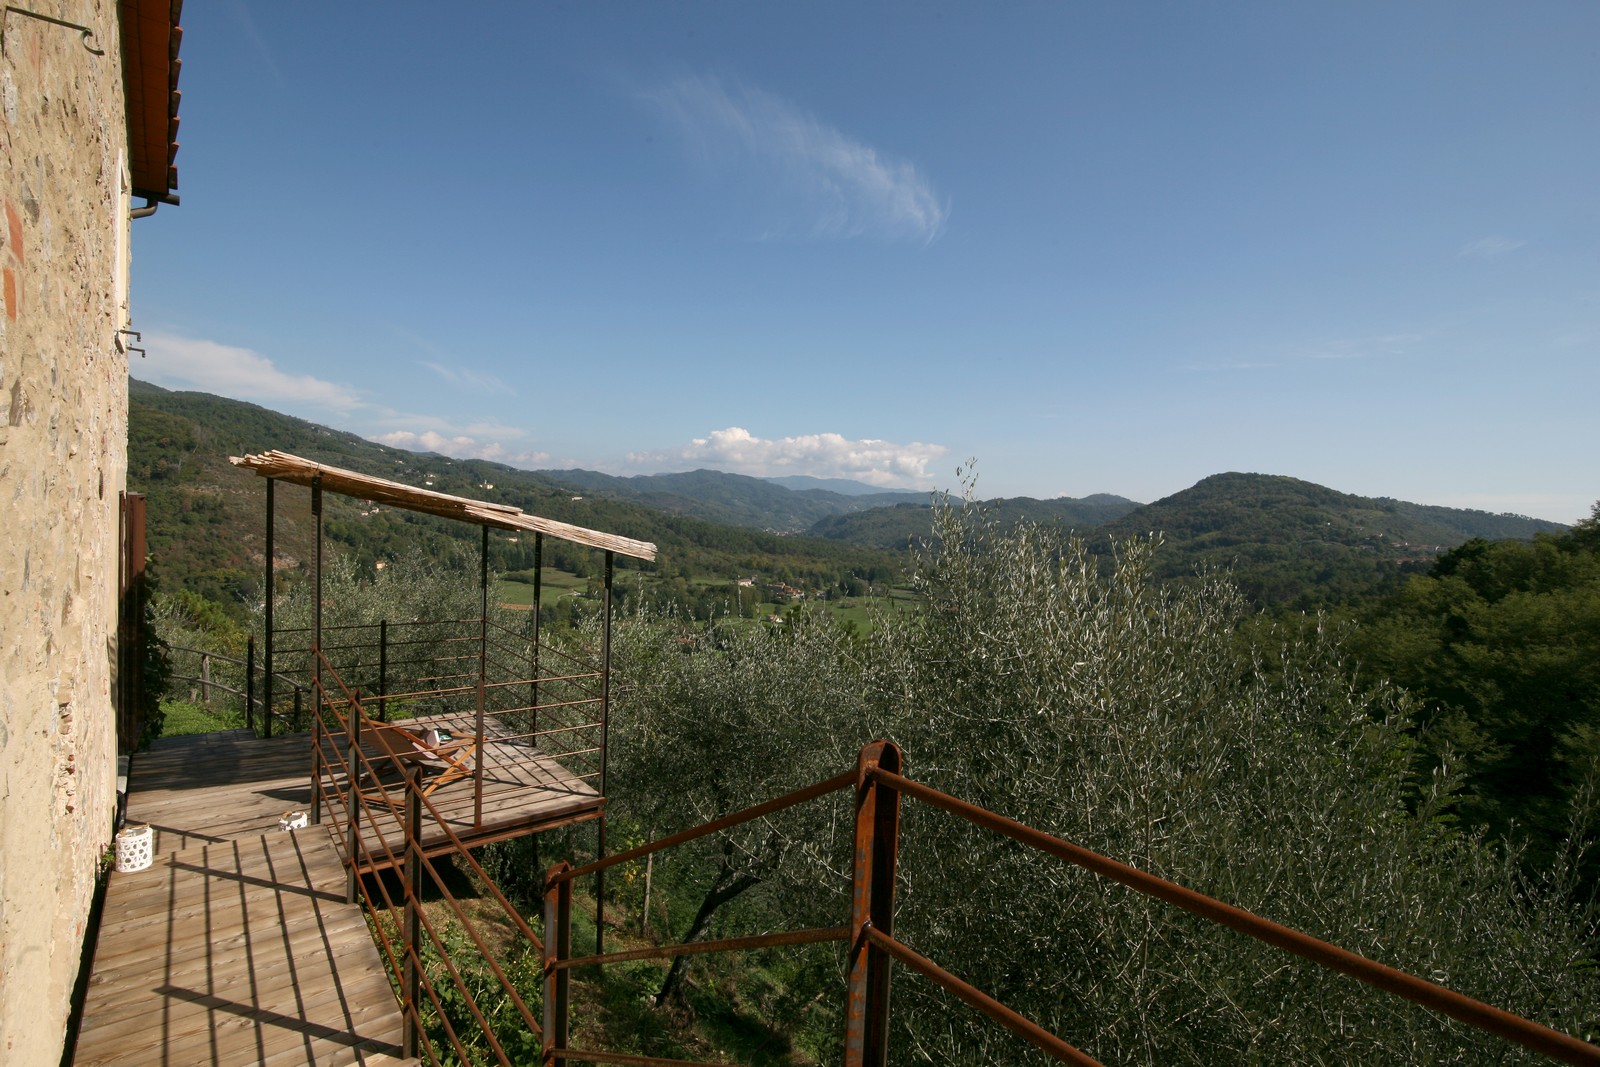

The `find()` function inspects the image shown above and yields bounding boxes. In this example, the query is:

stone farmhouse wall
[0,2,132,1062]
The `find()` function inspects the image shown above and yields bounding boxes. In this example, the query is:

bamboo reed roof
[231,450,657,561]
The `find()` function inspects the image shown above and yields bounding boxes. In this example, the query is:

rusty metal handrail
[551,768,858,885]
[860,923,1102,1067]
[556,926,850,973]
[312,657,551,1065]
[868,766,1600,1066]
[541,742,1599,1067]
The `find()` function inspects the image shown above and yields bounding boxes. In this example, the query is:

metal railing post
[543,863,572,1067]
[378,619,388,722]
[245,635,256,733]
[346,690,363,904]
[263,477,274,739]
[294,685,303,732]
[596,550,614,955]
[476,525,488,830]
[531,532,542,738]
[845,740,902,1067]
[311,711,323,825]
[404,761,423,1060]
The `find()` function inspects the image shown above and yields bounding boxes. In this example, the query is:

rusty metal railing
[312,649,549,1065]
[543,740,1600,1067]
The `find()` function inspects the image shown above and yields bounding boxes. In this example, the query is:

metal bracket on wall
[117,328,145,358]
[2,6,104,57]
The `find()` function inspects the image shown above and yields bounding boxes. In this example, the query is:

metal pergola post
[596,550,614,955]
[476,524,488,830]
[530,532,542,738]
[263,477,274,738]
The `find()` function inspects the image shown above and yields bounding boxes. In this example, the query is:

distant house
[0,3,183,1063]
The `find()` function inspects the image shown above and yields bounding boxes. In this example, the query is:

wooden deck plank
[74,828,405,1067]
[76,723,594,1066]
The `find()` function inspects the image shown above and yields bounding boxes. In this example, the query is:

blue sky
[134,1,1599,523]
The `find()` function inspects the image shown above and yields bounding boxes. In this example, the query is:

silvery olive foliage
[609,609,870,1001]
[866,491,1599,1065]
[266,548,520,699]
[613,487,1598,1063]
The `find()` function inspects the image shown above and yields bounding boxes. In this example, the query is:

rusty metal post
[245,635,256,733]
[530,532,542,739]
[263,477,274,739]
[596,550,614,956]
[312,474,323,735]
[543,863,573,1067]
[311,711,323,825]
[476,524,487,830]
[378,619,388,723]
[403,760,423,1060]
[844,740,902,1067]
[346,689,363,905]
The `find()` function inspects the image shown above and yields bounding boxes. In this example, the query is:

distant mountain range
[128,380,1568,611]
[538,467,925,533]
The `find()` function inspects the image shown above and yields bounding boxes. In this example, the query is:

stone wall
[0,3,130,1063]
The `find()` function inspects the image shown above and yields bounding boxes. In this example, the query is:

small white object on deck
[115,824,153,872]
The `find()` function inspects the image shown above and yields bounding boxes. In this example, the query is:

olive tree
[863,491,1599,1065]
[609,610,869,1005]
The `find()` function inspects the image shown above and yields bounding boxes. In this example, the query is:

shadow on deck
[73,725,597,1066]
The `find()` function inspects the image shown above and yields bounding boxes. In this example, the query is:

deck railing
[275,618,608,787]
[163,638,306,734]
[288,706,1600,1067]
[311,651,551,1064]
[543,740,1600,1067]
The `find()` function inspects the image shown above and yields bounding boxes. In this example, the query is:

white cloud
[629,426,948,488]
[646,73,948,244]
[369,429,549,468]
[1458,236,1525,260]
[142,331,362,409]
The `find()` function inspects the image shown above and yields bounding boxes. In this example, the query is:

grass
[497,567,591,608]
[158,698,245,737]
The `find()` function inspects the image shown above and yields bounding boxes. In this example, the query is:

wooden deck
[74,726,601,1066]
[74,732,408,1066]
[318,712,606,870]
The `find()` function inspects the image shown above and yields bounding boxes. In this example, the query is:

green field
[496,566,590,608]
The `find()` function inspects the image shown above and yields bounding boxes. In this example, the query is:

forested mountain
[539,467,922,533]
[806,493,1142,548]
[1091,472,1566,608]
[130,381,1567,618]
[764,474,917,496]
[128,381,900,616]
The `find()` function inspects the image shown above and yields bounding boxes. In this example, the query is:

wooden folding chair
[360,721,479,801]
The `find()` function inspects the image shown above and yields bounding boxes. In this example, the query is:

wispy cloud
[1458,236,1525,260]
[142,331,362,410]
[1301,333,1420,361]
[370,429,549,469]
[629,426,948,488]
[645,73,948,244]
[420,361,514,395]
[1186,360,1280,372]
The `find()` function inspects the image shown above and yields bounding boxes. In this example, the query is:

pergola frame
[233,451,656,945]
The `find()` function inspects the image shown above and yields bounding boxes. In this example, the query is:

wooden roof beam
[231,450,657,562]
